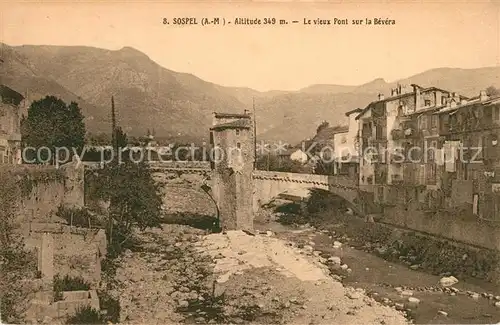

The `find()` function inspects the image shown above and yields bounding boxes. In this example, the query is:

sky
[1,1,499,92]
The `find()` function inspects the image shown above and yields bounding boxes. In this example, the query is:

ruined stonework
[210,112,255,231]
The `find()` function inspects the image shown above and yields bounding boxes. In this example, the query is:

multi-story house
[356,84,458,207]
[436,91,500,219]
[357,82,500,220]
[332,108,362,178]
[0,85,23,164]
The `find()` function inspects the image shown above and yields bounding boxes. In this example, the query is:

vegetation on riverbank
[274,189,500,283]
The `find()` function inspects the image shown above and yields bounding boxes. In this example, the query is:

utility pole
[111,96,117,155]
[253,97,257,170]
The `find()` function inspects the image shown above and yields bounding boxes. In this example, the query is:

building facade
[436,91,500,219]
[332,108,362,177]
[357,83,500,220]
[0,85,23,164]
[356,84,458,206]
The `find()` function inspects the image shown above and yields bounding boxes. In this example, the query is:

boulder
[439,276,458,287]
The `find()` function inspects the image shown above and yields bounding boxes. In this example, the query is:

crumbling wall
[6,161,85,225]
[24,224,107,289]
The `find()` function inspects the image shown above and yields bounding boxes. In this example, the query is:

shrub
[306,188,347,214]
[53,274,91,301]
[55,206,102,228]
[98,291,120,323]
[66,306,104,324]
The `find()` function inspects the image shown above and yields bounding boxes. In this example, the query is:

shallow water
[258,221,500,324]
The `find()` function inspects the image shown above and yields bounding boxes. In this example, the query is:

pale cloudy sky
[1,1,499,91]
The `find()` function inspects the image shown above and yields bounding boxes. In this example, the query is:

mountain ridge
[1,43,499,144]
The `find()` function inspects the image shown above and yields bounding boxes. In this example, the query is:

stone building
[356,83,500,220]
[0,85,23,164]
[210,112,255,231]
[436,91,500,219]
[356,84,457,199]
[332,109,362,178]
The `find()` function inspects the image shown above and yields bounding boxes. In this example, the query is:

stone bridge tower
[210,111,255,231]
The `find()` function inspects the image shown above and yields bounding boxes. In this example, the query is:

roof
[355,103,372,120]
[0,85,24,106]
[406,105,443,116]
[434,95,500,115]
[313,125,349,142]
[213,112,251,119]
[355,85,468,120]
[210,119,252,131]
[345,108,362,117]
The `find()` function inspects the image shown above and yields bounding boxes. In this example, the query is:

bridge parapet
[147,161,211,169]
[252,170,329,187]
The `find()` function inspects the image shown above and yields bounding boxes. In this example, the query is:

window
[427,140,437,162]
[235,129,240,136]
[495,107,500,121]
[236,142,241,149]
[419,115,428,130]
[430,115,438,128]
[425,100,431,106]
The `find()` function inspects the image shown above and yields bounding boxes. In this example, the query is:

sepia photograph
[1,1,500,324]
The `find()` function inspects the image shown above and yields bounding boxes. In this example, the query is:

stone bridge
[251,170,361,214]
[145,163,362,214]
[84,160,362,214]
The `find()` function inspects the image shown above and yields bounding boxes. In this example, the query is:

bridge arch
[252,170,363,215]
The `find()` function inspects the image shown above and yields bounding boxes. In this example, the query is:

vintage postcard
[1,1,500,324]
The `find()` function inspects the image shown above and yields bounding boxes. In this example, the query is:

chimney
[435,91,442,107]
[412,84,421,109]
[212,112,218,126]
[378,93,385,101]
[480,90,488,102]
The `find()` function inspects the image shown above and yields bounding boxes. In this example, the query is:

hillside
[1,43,499,143]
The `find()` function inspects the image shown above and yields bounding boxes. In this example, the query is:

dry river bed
[110,224,410,325]
[258,221,500,324]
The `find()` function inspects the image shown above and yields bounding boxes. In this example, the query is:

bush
[306,188,347,214]
[66,306,104,324]
[86,159,163,255]
[53,274,91,301]
[98,291,120,323]
[55,206,102,228]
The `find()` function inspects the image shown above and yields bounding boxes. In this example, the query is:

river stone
[328,256,341,265]
[408,297,420,305]
[439,276,459,287]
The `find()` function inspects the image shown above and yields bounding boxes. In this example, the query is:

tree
[86,132,111,146]
[21,96,86,163]
[486,86,500,97]
[255,154,309,173]
[88,157,163,254]
[316,121,330,134]
[115,127,128,148]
